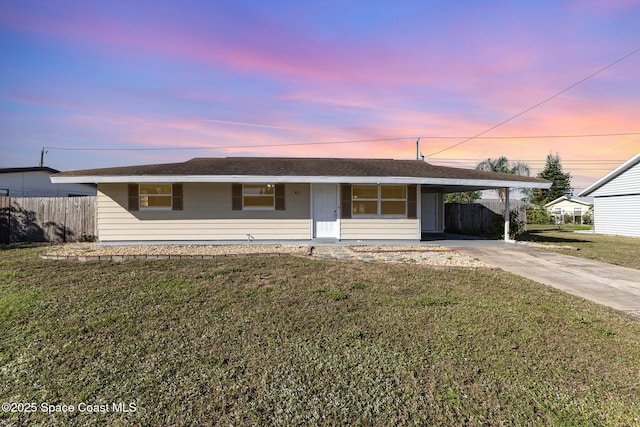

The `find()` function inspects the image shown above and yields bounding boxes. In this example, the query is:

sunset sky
[2,0,639,191]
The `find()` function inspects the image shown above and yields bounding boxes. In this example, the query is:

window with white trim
[352,185,407,217]
[139,184,172,209]
[243,184,275,209]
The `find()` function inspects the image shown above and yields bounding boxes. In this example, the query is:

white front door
[313,184,339,238]
[421,192,438,232]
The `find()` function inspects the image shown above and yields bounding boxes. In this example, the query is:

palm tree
[476,156,530,201]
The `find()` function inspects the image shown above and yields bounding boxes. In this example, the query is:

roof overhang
[51,174,552,190]
[544,196,592,208]
[579,153,640,196]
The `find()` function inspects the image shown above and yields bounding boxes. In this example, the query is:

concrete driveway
[451,242,640,317]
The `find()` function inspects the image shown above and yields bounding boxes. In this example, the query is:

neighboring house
[579,153,640,238]
[51,157,550,242]
[0,167,96,197]
[544,196,593,224]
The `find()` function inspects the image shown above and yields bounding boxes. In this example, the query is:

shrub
[563,213,574,224]
[492,206,527,239]
[527,206,553,225]
[582,208,593,225]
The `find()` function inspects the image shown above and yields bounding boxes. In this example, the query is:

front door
[313,184,339,238]
[421,192,438,232]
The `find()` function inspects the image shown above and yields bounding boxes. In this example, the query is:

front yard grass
[1,247,640,426]
[521,225,640,270]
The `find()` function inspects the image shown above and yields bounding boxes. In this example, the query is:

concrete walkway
[452,243,640,317]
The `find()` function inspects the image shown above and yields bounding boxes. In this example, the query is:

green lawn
[521,225,640,270]
[1,247,640,426]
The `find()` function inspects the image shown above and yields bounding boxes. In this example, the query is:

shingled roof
[52,157,550,189]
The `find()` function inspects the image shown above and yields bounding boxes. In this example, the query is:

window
[574,208,582,225]
[139,184,172,209]
[352,185,378,215]
[554,207,562,224]
[127,183,182,211]
[381,185,407,215]
[352,185,407,217]
[232,184,284,211]
[243,184,275,209]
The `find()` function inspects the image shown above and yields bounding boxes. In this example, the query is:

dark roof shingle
[53,157,549,184]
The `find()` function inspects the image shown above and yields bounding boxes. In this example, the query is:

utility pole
[415,138,424,161]
[39,147,46,167]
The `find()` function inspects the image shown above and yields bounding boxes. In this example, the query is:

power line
[432,158,626,163]
[42,137,412,152]
[429,158,626,170]
[418,132,640,139]
[425,46,640,157]
[41,131,640,153]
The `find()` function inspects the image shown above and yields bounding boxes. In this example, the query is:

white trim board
[52,174,551,189]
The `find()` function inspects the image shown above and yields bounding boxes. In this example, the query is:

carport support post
[504,187,512,242]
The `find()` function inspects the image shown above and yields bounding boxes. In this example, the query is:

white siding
[545,199,590,214]
[98,182,428,241]
[340,219,419,240]
[97,183,311,241]
[587,160,640,237]
[593,195,640,238]
[590,162,640,197]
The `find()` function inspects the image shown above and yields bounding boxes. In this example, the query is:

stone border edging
[39,252,298,262]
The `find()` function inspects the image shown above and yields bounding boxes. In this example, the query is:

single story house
[0,167,96,197]
[51,157,550,242]
[544,196,593,224]
[579,153,640,238]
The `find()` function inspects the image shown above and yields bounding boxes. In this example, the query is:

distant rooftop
[0,166,59,174]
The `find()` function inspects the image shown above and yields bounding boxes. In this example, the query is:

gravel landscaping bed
[313,246,493,269]
[40,243,493,268]
[40,243,308,261]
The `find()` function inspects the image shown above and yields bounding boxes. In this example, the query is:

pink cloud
[0,5,440,87]
[8,92,77,110]
[81,92,638,186]
[36,106,637,190]
[1,2,554,93]
[568,0,639,16]
[4,2,637,190]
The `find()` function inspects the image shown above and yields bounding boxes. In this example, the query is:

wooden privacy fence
[0,196,96,243]
[445,201,527,237]
[0,196,9,243]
